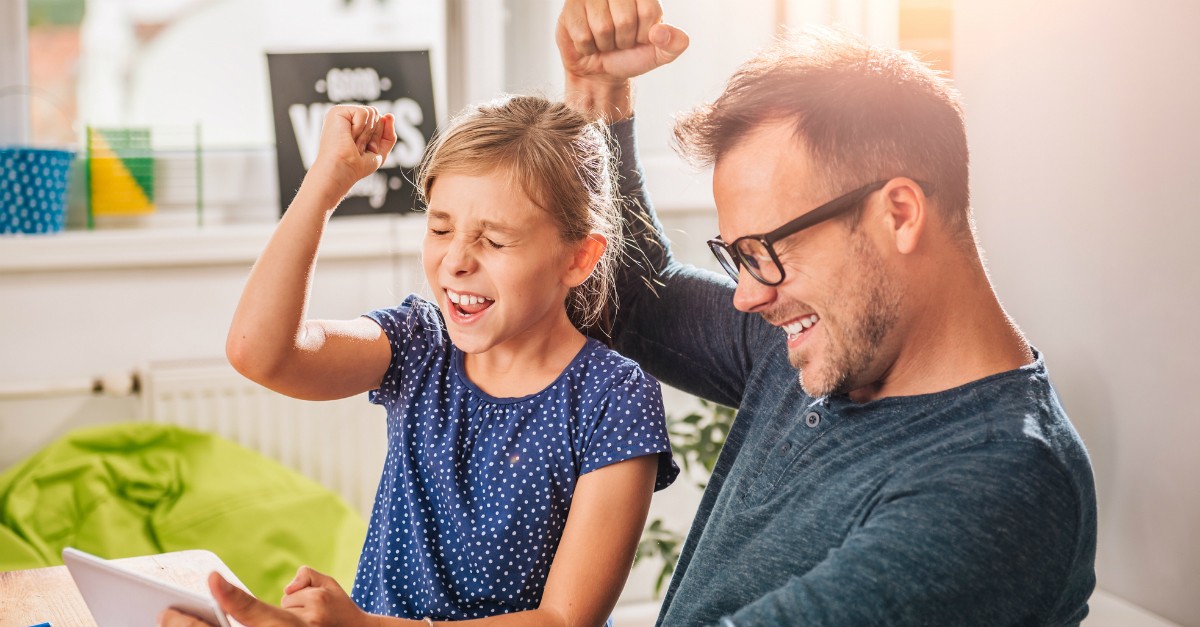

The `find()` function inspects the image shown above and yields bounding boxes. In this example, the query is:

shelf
[0,214,425,273]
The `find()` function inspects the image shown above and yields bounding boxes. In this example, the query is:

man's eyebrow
[426,209,451,221]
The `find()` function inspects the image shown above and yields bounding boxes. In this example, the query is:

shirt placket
[740,399,830,506]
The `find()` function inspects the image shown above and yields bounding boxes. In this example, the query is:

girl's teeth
[446,289,494,306]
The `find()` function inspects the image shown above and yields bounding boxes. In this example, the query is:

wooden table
[0,550,247,627]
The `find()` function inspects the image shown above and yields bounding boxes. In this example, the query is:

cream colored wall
[0,0,29,144]
[954,1,1200,624]
[0,218,425,468]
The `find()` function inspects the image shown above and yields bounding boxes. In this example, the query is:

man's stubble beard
[791,232,902,398]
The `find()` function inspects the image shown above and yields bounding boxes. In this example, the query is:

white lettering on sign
[374,97,425,169]
[346,171,391,208]
[322,67,392,102]
[289,103,327,171]
[289,98,426,171]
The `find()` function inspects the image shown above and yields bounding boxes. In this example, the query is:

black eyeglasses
[707,180,892,286]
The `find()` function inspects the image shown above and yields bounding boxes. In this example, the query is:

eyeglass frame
[706,179,932,286]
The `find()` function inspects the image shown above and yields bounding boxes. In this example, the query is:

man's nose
[731,269,776,313]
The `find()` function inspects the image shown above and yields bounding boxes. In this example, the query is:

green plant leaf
[636,400,736,596]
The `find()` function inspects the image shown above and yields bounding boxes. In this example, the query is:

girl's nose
[443,238,478,276]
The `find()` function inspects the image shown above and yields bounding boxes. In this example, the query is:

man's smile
[780,313,821,347]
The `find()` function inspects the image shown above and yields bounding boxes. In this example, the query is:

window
[13,0,451,227]
[24,0,447,147]
[5,1,945,230]
[899,0,953,75]
[25,0,82,147]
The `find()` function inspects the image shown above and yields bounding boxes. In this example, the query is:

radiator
[139,359,387,519]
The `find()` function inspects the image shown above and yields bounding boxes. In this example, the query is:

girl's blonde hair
[416,95,622,333]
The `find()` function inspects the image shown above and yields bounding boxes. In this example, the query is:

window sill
[0,214,425,273]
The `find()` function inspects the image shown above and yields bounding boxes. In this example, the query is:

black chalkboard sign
[266,50,436,216]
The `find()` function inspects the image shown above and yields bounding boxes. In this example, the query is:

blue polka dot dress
[351,295,678,620]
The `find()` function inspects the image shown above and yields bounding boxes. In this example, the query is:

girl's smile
[443,287,495,321]
[423,170,587,375]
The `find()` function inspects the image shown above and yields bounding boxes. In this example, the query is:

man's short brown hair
[673,26,971,236]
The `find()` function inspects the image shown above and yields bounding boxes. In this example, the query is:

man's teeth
[783,314,820,336]
[446,289,494,306]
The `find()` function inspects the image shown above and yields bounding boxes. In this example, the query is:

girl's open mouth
[445,288,494,320]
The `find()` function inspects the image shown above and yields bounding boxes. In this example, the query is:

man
[558,1,1097,626]
[163,4,1096,627]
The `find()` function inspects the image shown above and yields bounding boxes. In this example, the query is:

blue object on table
[0,147,75,234]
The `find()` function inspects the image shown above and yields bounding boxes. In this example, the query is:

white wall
[954,1,1200,624]
[0,0,29,144]
[0,218,426,468]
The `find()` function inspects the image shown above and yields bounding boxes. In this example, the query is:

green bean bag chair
[0,422,366,599]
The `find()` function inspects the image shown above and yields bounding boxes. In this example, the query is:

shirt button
[804,411,821,428]
[780,441,792,452]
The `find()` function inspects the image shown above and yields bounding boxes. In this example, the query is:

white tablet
[62,547,233,627]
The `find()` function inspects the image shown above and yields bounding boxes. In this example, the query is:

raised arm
[226,105,397,401]
[557,0,686,122]
[558,0,774,407]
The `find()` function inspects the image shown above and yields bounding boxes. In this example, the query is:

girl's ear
[563,233,608,288]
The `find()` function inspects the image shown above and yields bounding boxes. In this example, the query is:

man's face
[712,122,901,398]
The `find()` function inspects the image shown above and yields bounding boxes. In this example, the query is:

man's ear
[563,233,608,288]
[880,178,928,255]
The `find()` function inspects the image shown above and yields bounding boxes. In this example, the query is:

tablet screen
[62,547,232,627]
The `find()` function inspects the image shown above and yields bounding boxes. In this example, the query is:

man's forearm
[599,117,761,409]
[564,75,634,122]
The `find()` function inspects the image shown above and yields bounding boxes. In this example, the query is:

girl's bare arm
[226,105,396,401]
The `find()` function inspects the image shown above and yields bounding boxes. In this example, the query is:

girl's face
[423,170,586,356]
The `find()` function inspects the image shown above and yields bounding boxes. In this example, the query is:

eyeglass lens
[709,239,782,285]
[734,239,779,283]
[710,243,738,279]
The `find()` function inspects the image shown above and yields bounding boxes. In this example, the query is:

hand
[557,0,688,83]
[281,566,370,627]
[158,571,306,627]
[556,0,689,120]
[306,105,397,203]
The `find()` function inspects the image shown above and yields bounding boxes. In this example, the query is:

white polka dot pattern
[350,295,678,620]
[0,148,73,234]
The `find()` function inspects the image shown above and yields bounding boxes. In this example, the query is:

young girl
[225,98,677,626]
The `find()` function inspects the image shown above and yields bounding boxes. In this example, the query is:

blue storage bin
[0,147,75,234]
